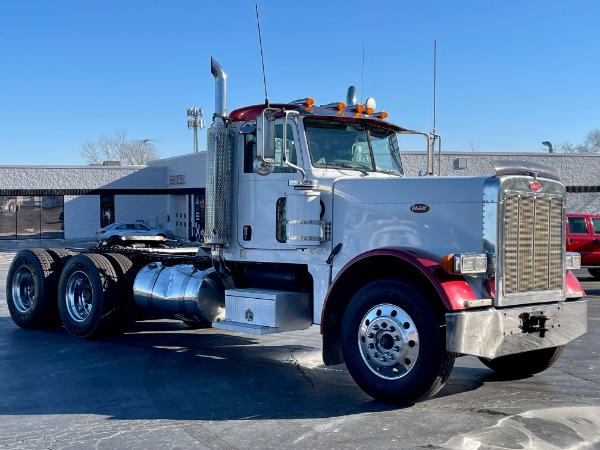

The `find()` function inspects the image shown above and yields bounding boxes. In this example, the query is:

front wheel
[478,346,565,378]
[341,278,455,404]
[588,268,600,279]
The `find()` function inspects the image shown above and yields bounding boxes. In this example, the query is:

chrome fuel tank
[133,262,225,324]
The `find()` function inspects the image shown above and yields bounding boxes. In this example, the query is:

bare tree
[583,129,600,153]
[554,129,600,154]
[81,131,160,165]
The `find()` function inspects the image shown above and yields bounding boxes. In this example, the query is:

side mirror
[257,109,276,161]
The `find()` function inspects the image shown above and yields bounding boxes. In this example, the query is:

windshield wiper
[378,169,402,177]
[338,163,369,176]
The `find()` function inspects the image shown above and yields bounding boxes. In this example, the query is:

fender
[566,270,585,299]
[320,247,481,366]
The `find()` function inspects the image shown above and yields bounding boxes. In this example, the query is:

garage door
[174,195,188,239]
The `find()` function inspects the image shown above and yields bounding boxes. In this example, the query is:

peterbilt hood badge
[410,204,430,213]
[529,181,542,192]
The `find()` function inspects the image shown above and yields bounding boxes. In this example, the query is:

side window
[592,218,600,235]
[244,123,297,174]
[568,217,587,234]
[273,124,297,173]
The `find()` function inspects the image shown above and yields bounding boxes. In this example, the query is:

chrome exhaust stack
[211,57,227,123]
[206,57,235,289]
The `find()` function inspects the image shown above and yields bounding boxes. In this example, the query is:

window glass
[568,217,587,234]
[244,123,298,173]
[591,217,600,235]
[16,196,41,239]
[0,196,17,239]
[304,118,403,175]
[40,195,64,239]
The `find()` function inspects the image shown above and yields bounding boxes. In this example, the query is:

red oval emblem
[410,204,430,213]
[529,181,542,192]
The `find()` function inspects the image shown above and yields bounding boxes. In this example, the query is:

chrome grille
[503,192,563,295]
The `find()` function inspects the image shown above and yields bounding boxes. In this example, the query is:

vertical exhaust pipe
[206,57,235,289]
[211,57,227,122]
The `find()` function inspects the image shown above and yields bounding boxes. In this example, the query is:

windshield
[304,118,403,175]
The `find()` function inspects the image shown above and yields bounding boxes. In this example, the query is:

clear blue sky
[1,0,598,165]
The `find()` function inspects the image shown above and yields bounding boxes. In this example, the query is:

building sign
[169,174,185,185]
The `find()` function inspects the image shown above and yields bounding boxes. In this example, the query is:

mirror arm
[282,110,306,181]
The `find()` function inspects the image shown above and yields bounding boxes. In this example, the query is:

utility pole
[187,107,205,153]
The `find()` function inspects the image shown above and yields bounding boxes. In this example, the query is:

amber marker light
[439,253,488,275]
[373,111,389,119]
[439,254,455,274]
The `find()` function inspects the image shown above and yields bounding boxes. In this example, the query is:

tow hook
[520,312,550,338]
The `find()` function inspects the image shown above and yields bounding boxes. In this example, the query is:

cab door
[567,215,600,265]
[237,119,302,250]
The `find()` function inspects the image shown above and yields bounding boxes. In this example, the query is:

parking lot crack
[555,367,600,385]
[288,348,316,388]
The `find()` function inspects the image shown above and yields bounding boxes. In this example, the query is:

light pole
[542,141,554,153]
[187,107,205,153]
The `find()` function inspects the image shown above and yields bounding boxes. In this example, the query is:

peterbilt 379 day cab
[6,58,588,404]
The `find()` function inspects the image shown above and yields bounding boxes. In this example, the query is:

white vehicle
[5,58,588,404]
[95,221,176,241]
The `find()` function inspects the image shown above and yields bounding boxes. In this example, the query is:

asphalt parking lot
[0,241,599,449]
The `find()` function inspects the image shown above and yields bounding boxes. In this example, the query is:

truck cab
[567,213,600,278]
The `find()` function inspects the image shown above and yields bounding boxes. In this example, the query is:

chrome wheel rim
[11,266,35,313]
[358,303,419,380]
[65,271,94,322]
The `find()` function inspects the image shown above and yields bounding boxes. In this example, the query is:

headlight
[439,253,489,275]
[565,252,581,270]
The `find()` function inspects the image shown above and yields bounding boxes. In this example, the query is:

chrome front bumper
[445,299,588,359]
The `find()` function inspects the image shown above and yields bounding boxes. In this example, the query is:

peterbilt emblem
[410,204,430,213]
[529,181,542,192]
[245,309,254,322]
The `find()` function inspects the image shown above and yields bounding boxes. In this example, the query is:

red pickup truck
[566,213,600,278]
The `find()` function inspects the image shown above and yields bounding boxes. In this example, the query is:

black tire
[6,249,62,329]
[478,346,565,378]
[102,253,139,332]
[58,253,120,339]
[588,268,600,279]
[45,249,75,325]
[341,278,455,405]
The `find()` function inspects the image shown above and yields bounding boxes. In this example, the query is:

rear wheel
[478,346,565,378]
[6,249,61,328]
[58,253,120,338]
[341,278,455,404]
[102,252,139,332]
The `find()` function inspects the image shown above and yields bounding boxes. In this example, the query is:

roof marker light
[373,111,389,119]
[290,97,315,107]
[321,102,346,112]
[365,97,376,115]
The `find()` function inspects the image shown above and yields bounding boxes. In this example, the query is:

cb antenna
[432,39,437,136]
[256,5,269,107]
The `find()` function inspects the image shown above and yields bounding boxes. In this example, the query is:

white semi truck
[6,58,588,404]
